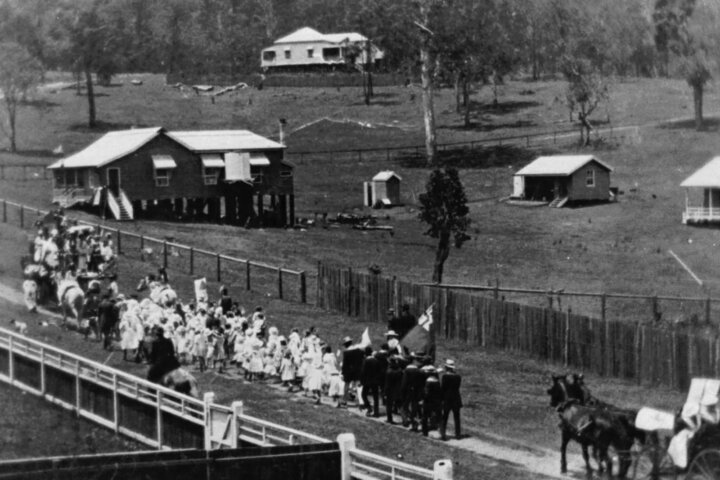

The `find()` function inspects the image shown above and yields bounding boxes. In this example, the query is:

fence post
[75,359,81,415]
[2,199,6,223]
[337,433,356,480]
[494,278,499,300]
[277,267,283,299]
[564,308,571,367]
[300,271,307,303]
[433,459,454,480]
[140,235,145,255]
[156,391,163,448]
[112,374,119,432]
[188,247,194,275]
[231,401,243,448]
[19,204,24,228]
[216,254,221,282]
[39,347,46,394]
[393,276,399,312]
[8,336,14,382]
[706,298,712,325]
[203,392,216,450]
[163,241,168,270]
[651,296,660,322]
[600,294,607,322]
[347,267,353,316]
[245,260,251,291]
[116,229,122,255]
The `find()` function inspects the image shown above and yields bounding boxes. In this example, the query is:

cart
[633,379,720,480]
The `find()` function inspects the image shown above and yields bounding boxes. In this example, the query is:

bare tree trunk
[693,84,704,131]
[463,76,471,128]
[85,67,96,128]
[432,230,451,284]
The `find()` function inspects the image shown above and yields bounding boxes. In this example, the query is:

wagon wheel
[632,444,674,480]
[687,448,720,480]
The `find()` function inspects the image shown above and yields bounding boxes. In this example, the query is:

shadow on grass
[441,119,537,132]
[21,99,60,108]
[397,144,557,169]
[658,117,720,132]
[69,120,151,133]
[474,100,543,115]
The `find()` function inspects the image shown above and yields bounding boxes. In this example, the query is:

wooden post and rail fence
[0,327,451,480]
[0,198,309,304]
[316,261,720,392]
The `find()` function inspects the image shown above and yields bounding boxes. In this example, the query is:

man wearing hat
[386,308,400,334]
[360,347,383,417]
[339,336,364,408]
[384,356,404,424]
[381,330,404,356]
[397,304,416,339]
[421,365,442,436]
[400,354,425,431]
[440,359,463,440]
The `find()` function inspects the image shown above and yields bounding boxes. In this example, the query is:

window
[203,168,220,185]
[323,47,341,60]
[54,169,83,188]
[586,169,595,187]
[155,169,170,187]
[280,169,293,178]
[262,50,276,61]
[250,166,264,183]
[307,48,314,58]
[284,49,291,59]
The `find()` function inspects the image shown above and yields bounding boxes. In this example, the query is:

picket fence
[316,262,720,392]
[0,327,448,480]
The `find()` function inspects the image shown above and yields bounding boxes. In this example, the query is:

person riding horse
[146,326,181,384]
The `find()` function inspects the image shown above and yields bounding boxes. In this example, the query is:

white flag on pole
[359,327,372,348]
[418,305,434,331]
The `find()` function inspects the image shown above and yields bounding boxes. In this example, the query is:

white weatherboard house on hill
[681,156,720,224]
[261,27,384,71]
[512,155,613,207]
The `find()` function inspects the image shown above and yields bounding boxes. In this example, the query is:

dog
[9,319,28,335]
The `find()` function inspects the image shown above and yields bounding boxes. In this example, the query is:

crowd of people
[22,207,463,441]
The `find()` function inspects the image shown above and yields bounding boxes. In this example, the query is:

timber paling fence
[0,327,449,480]
[317,262,720,392]
[0,199,309,304]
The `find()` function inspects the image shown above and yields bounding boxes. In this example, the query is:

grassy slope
[2,75,720,318]
[0,221,686,479]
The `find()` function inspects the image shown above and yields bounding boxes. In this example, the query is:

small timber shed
[364,171,401,207]
[47,127,294,227]
[680,156,720,224]
[513,155,613,206]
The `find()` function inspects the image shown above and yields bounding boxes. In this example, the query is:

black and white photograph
[1,0,720,479]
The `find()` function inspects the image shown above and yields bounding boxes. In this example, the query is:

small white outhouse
[364,171,401,207]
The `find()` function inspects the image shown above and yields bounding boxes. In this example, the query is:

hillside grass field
[2,74,720,321]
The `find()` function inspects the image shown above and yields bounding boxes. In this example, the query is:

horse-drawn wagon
[632,378,720,480]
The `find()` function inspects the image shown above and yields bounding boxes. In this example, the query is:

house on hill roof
[512,155,613,207]
[47,127,294,226]
[681,156,720,224]
[261,27,384,71]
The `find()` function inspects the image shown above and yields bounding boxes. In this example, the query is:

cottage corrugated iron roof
[48,128,284,170]
[372,171,401,182]
[273,27,368,45]
[681,157,720,187]
[167,130,284,153]
[515,155,613,176]
[47,127,163,169]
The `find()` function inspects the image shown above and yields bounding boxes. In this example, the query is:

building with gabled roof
[47,127,294,226]
[261,27,384,71]
[512,155,613,206]
[681,156,720,224]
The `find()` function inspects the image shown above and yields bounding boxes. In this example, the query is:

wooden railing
[683,207,720,223]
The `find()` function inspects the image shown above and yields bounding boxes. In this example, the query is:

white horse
[22,279,38,312]
[136,277,177,308]
[161,367,200,398]
[56,277,85,329]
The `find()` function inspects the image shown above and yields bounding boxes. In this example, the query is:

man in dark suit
[384,356,403,424]
[387,308,400,333]
[397,304,416,339]
[440,359,463,440]
[400,355,425,431]
[421,365,442,437]
[340,337,364,408]
[360,348,383,417]
[97,293,118,350]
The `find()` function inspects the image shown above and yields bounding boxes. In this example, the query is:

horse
[136,276,177,308]
[547,375,635,477]
[161,367,200,398]
[55,276,85,329]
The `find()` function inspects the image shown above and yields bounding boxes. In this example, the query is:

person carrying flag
[400,304,435,362]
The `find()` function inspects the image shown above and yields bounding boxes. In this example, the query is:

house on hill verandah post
[681,156,720,224]
[261,27,384,72]
[512,155,614,207]
[47,127,295,227]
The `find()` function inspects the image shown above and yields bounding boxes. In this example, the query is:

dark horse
[547,375,636,477]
